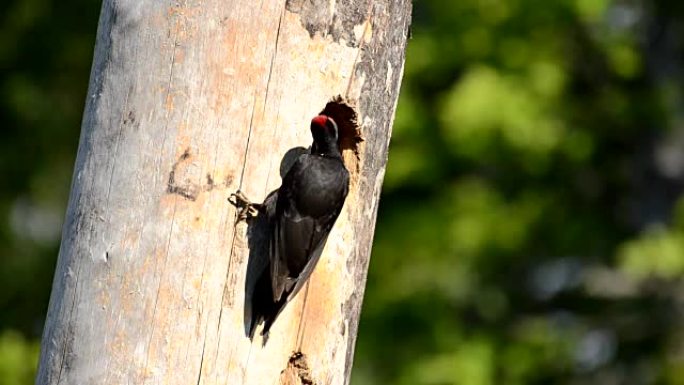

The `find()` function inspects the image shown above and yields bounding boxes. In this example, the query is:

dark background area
[2,1,684,384]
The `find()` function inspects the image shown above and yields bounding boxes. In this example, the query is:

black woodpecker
[231,115,350,338]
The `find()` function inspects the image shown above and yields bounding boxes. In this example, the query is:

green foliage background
[2,0,684,384]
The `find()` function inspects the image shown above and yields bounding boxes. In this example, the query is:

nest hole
[319,96,362,175]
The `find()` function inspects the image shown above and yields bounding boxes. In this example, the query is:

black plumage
[234,115,349,338]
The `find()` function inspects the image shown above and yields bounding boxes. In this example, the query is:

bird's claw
[228,190,259,221]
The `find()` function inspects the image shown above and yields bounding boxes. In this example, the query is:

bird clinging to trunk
[230,114,350,339]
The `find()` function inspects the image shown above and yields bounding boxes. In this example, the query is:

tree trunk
[36,0,411,384]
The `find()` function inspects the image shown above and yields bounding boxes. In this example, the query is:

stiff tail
[249,267,289,339]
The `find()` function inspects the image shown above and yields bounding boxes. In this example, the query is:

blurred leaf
[405,337,495,385]
[440,66,565,171]
[574,0,610,23]
[0,331,39,385]
[618,227,684,279]
[448,178,544,256]
[607,42,642,79]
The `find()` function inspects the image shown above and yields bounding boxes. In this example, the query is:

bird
[230,114,350,338]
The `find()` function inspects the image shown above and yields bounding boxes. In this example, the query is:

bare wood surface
[36,0,411,384]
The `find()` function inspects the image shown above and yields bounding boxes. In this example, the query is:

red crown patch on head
[311,115,328,128]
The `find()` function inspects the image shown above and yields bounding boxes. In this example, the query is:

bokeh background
[2,0,684,384]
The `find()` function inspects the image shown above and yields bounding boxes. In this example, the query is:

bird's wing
[269,156,345,302]
[284,212,339,303]
[270,206,341,302]
[270,208,311,301]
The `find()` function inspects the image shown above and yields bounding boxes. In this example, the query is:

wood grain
[36,0,411,384]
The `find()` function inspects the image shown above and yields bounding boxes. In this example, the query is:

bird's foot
[228,190,260,221]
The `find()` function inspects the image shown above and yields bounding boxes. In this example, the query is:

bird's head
[310,115,341,157]
[310,115,338,143]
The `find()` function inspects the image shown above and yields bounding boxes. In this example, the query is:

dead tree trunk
[36,0,411,384]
